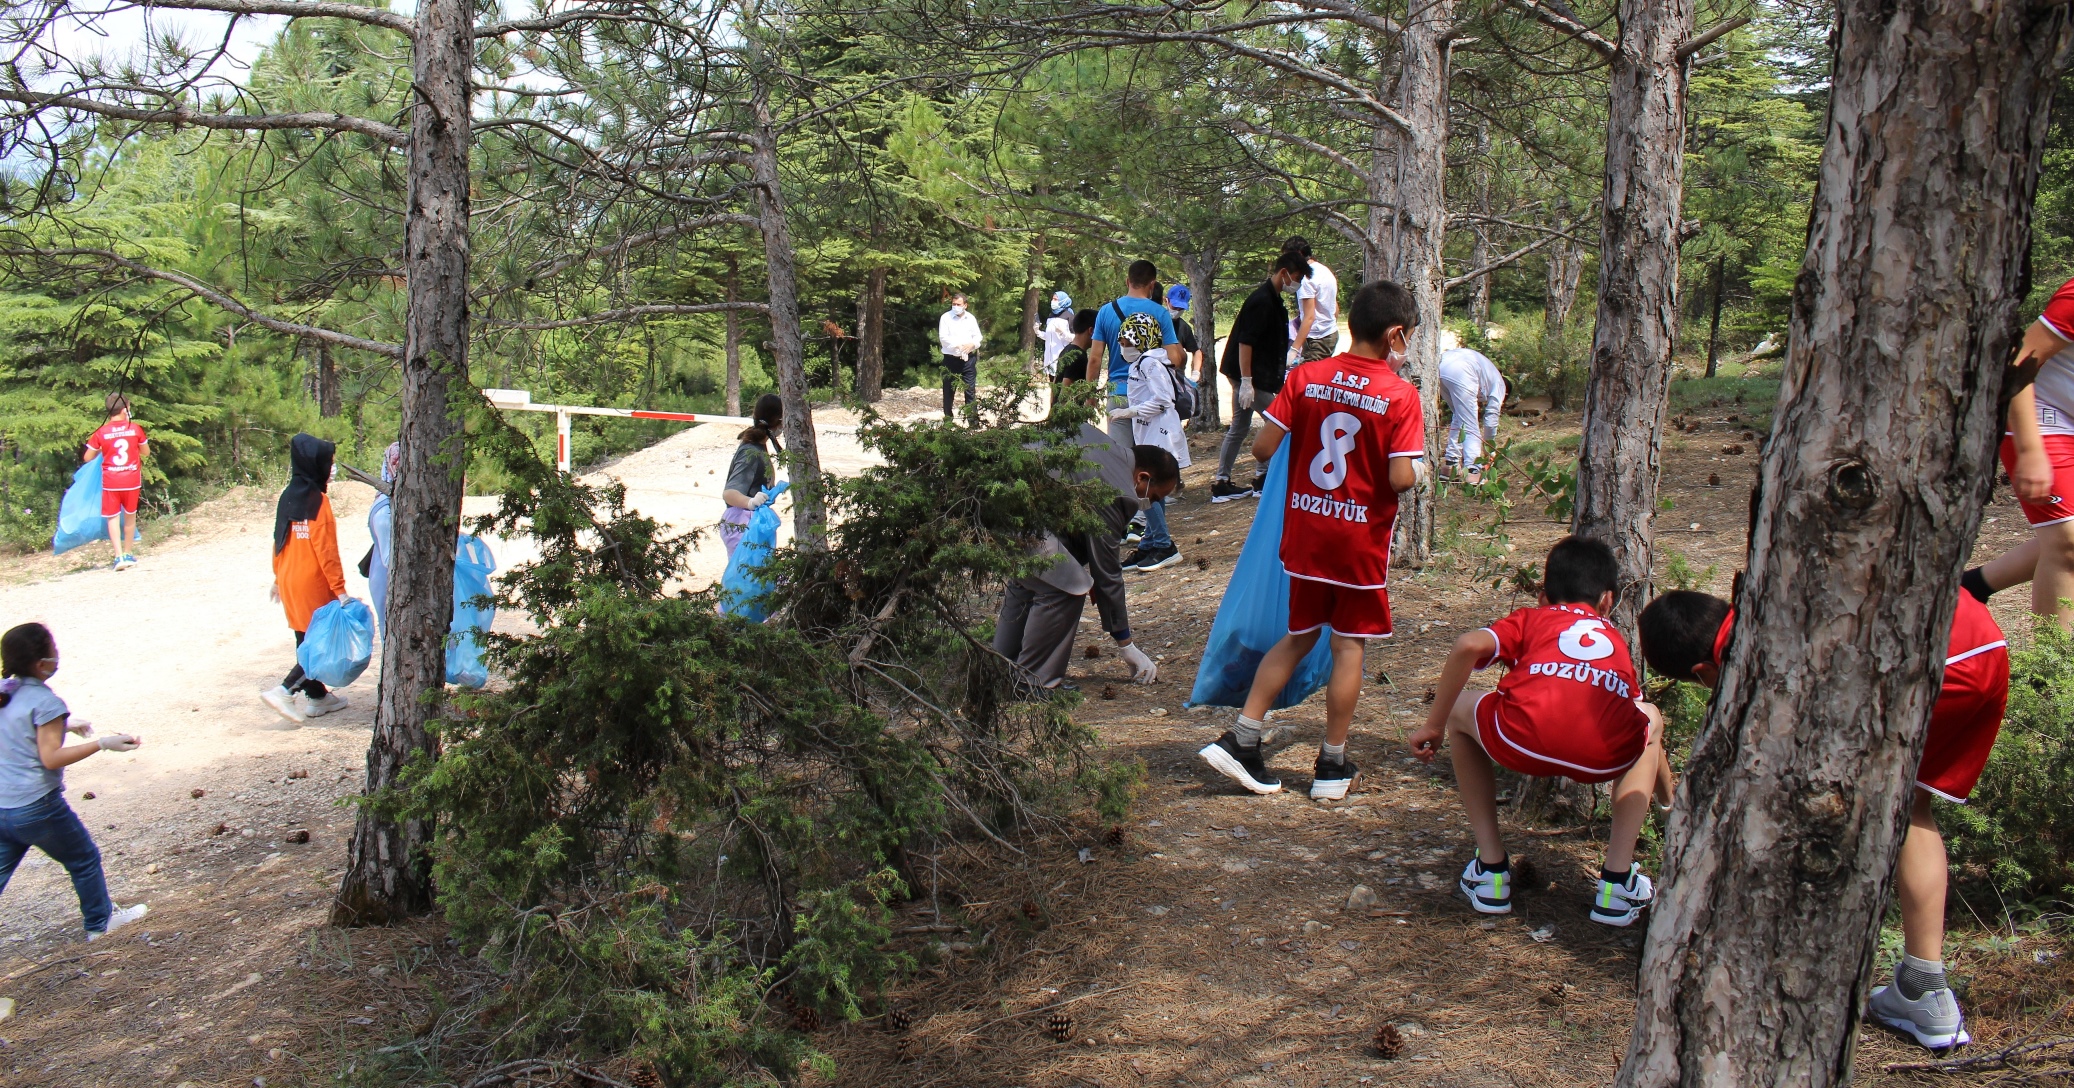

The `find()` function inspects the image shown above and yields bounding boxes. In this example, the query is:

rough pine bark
[1618,3,2071,1082]
[857,265,886,403]
[1468,125,1492,329]
[1544,210,1582,337]
[1020,233,1046,369]
[1386,0,1452,567]
[750,86,825,540]
[1704,255,1725,378]
[724,255,742,417]
[1570,0,1695,634]
[313,339,341,418]
[1181,248,1221,430]
[331,0,469,926]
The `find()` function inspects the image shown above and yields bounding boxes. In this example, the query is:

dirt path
[0,388,2063,1087]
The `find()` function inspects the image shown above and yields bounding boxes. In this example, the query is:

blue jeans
[1142,498,1173,551]
[0,789,112,933]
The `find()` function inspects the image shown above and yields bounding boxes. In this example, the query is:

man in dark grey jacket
[994,424,1180,692]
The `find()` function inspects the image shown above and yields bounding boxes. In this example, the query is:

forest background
[0,0,1995,546]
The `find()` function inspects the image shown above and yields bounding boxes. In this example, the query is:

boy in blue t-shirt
[1089,259,1181,403]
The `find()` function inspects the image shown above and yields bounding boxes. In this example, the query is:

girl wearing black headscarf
[263,434,350,724]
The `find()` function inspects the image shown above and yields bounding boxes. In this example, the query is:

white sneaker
[86,903,148,941]
[301,692,348,717]
[1590,869,1654,927]
[1869,966,1971,1050]
[261,685,306,724]
[1458,858,1513,915]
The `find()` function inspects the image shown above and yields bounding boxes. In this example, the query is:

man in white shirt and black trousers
[938,292,984,421]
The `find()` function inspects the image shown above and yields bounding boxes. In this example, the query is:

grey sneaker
[1869,968,1971,1050]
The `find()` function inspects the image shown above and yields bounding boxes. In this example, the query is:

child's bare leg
[1321,634,1366,748]
[1240,630,1323,723]
[1896,790,1948,962]
[2033,521,2074,627]
[105,514,123,555]
[1604,703,1667,872]
[1443,694,1506,865]
[1982,537,2039,593]
[1655,746,1675,808]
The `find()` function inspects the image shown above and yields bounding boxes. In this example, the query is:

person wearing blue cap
[1166,285,1202,395]
[1035,290,1075,376]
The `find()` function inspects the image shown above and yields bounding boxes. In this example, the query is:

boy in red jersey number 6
[1406,537,1669,927]
[1198,280,1427,801]
[83,393,147,571]
[1638,587,2006,1050]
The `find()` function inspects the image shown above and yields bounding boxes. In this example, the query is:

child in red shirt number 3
[1199,280,1427,802]
[1407,537,1671,928]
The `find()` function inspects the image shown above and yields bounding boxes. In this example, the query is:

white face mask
[952,304,967,317]
[1134,478,1154,512]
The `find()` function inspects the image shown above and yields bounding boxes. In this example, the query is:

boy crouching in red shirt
[1407,537,1668,927]
[1638,587,2006,1051]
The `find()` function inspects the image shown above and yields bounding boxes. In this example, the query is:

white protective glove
[1237,377,1256,410]
[1409,457,1430,487]
[96,734,141,752]
[749,492,771,510]
[1119,642,1157,684]
[1108,407,1135,422]
[65,718,93,738]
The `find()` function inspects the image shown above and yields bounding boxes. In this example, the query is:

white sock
[1320,740,1346,765]
[1233,714,1265,748]
[1898,954,1947,999]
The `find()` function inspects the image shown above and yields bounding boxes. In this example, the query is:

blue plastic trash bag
[52,456,105,555]
[719,481,790,621]
[1187,440,1334,710]
[298,598,375,688]
[446,533,497,688]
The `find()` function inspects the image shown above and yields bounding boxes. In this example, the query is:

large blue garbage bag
[1187,439,1334,709]
[298,598,375,688]
[52,457,105,555]
[447,534,497,688]
[719,481,790,621]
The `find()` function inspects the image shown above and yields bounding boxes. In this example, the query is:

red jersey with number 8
[1475,602,1650,780]
[1261,353,1425,589]
[87,420,147,492]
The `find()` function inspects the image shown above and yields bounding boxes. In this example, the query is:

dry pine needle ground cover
[0,394,2068,1087]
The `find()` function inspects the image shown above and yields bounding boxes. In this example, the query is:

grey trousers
[1217,396,1257,481]
[994,577,1086,689]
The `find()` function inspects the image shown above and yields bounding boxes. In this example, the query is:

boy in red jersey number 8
[83,393,147,571]
[1406,537,1670,928]
[1198,280,1427,802]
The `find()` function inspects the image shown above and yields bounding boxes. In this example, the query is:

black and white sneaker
[1458,858,1513,915]
[1132,544,1183,571]
[1120,547,1151,571]
[1209,479,1254,503]
[1589,869,1654,927]
[1198,732,1282,794]
[1309,757,1361,800]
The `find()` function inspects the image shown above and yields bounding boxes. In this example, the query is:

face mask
[1134,478,1154,512]
[952,305,967,317]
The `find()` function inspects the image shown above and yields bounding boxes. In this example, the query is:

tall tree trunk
[1544,198,1582,337]
[1468,124,1493,329]
[313,339,342,418]
[1181,248,1221,430]
[1569,0,1695,635]
[1387,0,1453,567]
[332,0,470,927]
[1020,232,1046,371]
[857,265,886,403]
[750,83,825,540]
[1704,255,1726,378]
[1366,122,1393,282]
[1620,5,2069,1082]
[724,255,742,417]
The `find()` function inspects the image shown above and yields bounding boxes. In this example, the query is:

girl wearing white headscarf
[1036,290,1075,376]
[367,442,401,634]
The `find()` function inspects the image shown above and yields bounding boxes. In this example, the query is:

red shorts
[1920,645,2009,802]
[1998,434,2074,526]
[1474,691,1650,785]
[100,488,138,517]
[1288,576,1392,638]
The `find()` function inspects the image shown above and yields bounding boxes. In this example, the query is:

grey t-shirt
[725,442,772,497]
[0,679,67,808]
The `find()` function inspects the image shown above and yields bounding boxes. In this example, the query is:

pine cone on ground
[794,1006,822,1033]
[629,1063,663,1088]
[1101,684,1117,700]
[1373,1023,1405,1059]
[1084,644,1103,659]
[1048,1013,1074,1042]
[886,1008,913,1032]
[1022,900,1042,922]
[1195,557,1209,571]
[893,1037,916,1063]
[1104,825,1125,846]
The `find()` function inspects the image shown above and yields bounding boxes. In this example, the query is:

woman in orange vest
[263,434,351,724]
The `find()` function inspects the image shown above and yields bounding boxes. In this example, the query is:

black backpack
[1108,300,1197,419]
